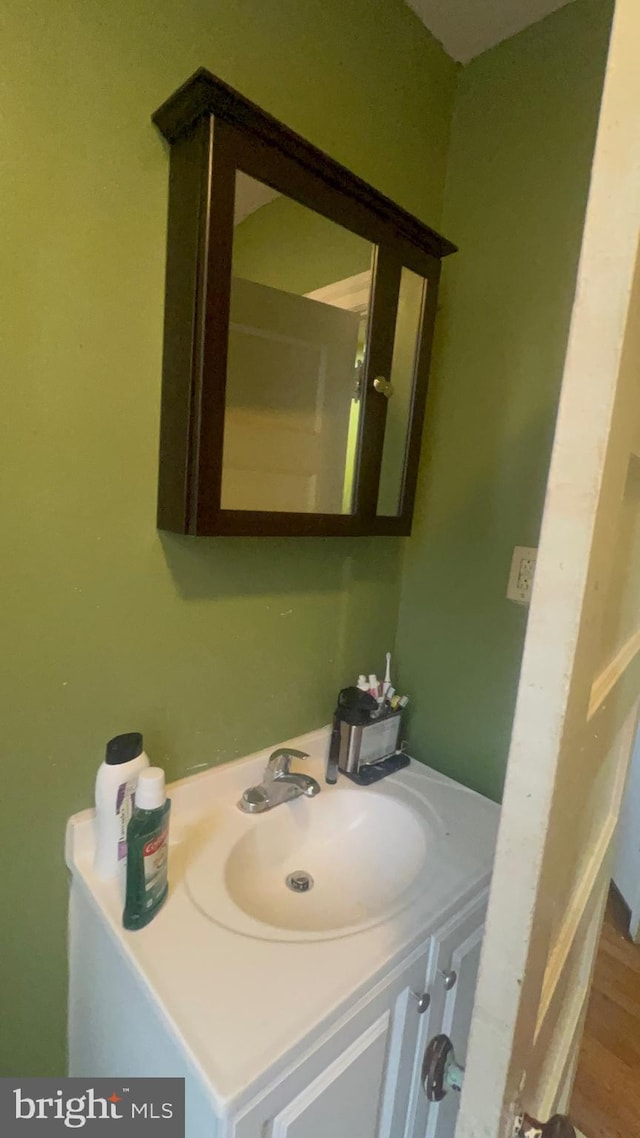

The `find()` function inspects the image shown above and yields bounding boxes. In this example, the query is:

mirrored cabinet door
[153,70,455,537]
[377,268,429,518]
[222,172,375,516]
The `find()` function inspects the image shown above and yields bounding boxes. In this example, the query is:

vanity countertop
[66,727,499,1113]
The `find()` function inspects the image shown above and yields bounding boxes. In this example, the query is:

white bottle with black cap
[93,732,150,879]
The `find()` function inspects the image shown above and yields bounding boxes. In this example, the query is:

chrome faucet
[237,748,321,813]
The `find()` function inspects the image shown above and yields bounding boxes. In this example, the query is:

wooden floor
[571,890,640,1138]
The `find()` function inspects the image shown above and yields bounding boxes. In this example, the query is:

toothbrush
[382,652,392,698]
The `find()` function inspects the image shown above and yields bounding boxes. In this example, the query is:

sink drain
[286,870,314,893]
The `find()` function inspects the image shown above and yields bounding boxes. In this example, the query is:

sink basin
[185,785,442,941]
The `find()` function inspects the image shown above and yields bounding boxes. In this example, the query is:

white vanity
[66,727,498,1138]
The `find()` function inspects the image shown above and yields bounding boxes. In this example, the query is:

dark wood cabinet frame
[153,70,456,537]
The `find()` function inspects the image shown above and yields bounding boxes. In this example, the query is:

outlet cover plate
[507,546,537,605]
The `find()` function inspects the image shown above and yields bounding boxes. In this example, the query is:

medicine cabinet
[152,70,456,536]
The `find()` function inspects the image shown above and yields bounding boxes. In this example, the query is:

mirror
[377,268,427,516]
[221,173,375,515]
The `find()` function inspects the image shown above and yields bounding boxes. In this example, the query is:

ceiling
[406,0,575,63]
[234,172,280,226]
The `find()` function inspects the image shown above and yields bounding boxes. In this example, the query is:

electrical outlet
[506,546,537,605]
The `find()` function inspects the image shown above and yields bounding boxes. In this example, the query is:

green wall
[396,0,613,801]
[1,0,614,1079]
[1,0,456,1076]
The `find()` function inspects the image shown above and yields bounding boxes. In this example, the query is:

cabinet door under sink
[405,899,486,1138]
[261,1011,390,1138]
[231,946,431,1138]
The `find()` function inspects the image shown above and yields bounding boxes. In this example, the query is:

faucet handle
[267,748,310,776]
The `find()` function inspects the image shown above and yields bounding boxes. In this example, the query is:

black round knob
[518,1113,576,1138]
[422,1034,453,1101]
[421,1034,465,1101]
[411,990,431,1014]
